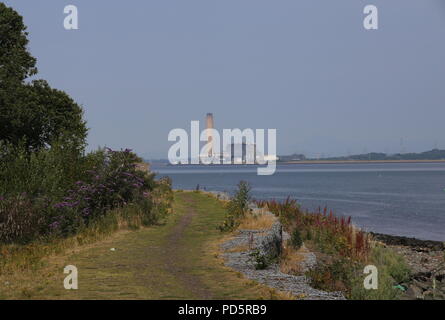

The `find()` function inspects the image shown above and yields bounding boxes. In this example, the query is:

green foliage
[219,181,251,232]
[306,245,411,300]
[0,194,47,244]
[290,229,303,250]
[0,199,171,275]
[370,245,411,284]
[0,144,172,244]
[0,5,173,248]
[265,199,370,261]
[0,3,37,84]
[232,180,251,212]
[0,4,87,153]
[249,249,271,270]
[262,197,410,300]
[307,257,359,293]
[0,79,87,153]
[0,140,85,198]
[349,246,411,300]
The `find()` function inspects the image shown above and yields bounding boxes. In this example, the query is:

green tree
[0,3,37,84]
[0,3,87,152]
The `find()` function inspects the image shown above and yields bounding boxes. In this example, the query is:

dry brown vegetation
[238,211,276,230]
[279,245,309,275]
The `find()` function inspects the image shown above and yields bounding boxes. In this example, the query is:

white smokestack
[206,113,214,157]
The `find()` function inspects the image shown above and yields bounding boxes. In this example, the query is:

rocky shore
[220,212,345,300]
[371,232,444,251]
[371,232,445,300]
[210,190,445,300]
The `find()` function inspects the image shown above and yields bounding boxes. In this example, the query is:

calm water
[152,163,445,241]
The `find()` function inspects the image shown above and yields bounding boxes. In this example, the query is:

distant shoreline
[280,159,445,165]
[188,190,445,244]
[150,159,445,166]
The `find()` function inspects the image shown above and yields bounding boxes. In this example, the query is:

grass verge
[0,191,292,299]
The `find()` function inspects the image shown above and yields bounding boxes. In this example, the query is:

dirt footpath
[2,192,286,300]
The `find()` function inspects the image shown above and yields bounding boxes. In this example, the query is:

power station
[205,113,214,157]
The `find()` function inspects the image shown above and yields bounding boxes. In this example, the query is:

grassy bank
[281,160,445,164]
[0,192,290,299]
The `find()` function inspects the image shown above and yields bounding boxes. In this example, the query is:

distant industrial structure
[199,113,276,164]
[205,113,214,157]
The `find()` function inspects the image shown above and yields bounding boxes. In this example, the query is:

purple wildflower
[49,221,60,230]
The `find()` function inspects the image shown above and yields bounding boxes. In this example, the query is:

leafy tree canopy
[0,3,87,152]
[0,3,37,84]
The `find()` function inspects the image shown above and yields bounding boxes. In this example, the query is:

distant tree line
[279,149,445,162]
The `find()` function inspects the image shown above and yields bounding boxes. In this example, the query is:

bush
[0,194,46,244]
[0,140,85,199]
[0,146,170,244]
[348,246,410,300]
[290,229,303,250]
[0,4,173,247]
[219,181,251,232]
[306,245,411,299]
[249,249,271,270]
[307,256,358,293]
[46,148,157,237]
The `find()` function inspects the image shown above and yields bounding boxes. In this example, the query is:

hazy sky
[5,0,445,158]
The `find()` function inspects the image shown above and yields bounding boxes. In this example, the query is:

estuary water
[152,162,445,241]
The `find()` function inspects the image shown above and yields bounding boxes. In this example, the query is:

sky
[4,0,445,159]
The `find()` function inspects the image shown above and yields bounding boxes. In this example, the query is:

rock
[413,279,431,291]
[405,285,424,300]
[258,222,282,259]
[370,232,444,251]
[221,219,345,300]
[423,289,444,300]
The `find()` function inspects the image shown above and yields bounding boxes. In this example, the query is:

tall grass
[258,197,370,261]
[0,145,165,244]
[257,197,410,299]
[0,141,174,276]
[0,195,171,276]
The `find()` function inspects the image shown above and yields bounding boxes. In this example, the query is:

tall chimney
[206,113,214,157]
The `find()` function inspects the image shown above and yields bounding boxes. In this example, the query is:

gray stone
[405,285,424,300]
[221,219,345,300]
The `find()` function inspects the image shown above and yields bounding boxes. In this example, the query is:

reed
[257,199,371,261]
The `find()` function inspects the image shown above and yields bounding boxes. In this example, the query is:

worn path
[2,192,284,299]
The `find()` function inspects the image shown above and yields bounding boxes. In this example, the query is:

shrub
[290,229,303,250]
[0,5,172,247]
[0,146,170,244]
[219,181,251,232]
[307,256,358,293]
[48,148,156,235]
[348,246,410,300]
[249,249,271,270]
[0,194,46,244]
[0,140,84,199]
